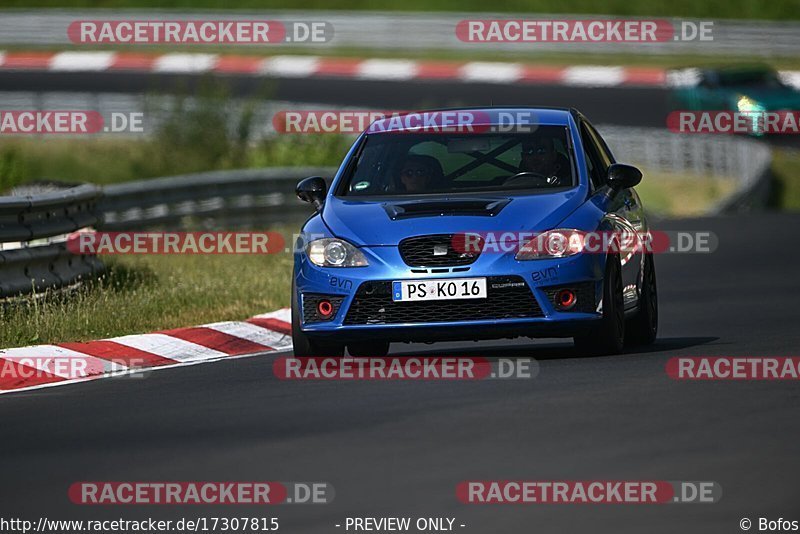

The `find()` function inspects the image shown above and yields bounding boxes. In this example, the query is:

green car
[670,65,800,135]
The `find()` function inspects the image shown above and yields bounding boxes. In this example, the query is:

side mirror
[296,176,327,211]
[606,163,642,190]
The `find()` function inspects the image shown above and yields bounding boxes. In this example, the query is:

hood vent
[383,197,511,220]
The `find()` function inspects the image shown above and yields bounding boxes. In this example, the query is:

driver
[519,134,571,185]
[397,154,443,193]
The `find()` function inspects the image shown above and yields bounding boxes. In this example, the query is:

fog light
[556,289,577,310]
[317,299,334,318]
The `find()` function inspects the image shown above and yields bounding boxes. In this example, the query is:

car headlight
[306,238,369,267]
[737,95,765,113]
[515,229,585,260]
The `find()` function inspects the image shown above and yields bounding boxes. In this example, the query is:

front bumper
[294,245,605,343]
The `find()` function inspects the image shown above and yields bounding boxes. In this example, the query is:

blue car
[292,107,658,357]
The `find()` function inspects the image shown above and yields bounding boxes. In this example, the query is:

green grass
[0,252,293,347]
[637,148,800,214]
[1,0,797,20]
[635,169,737,216]
[0,86,353,192]
[0,134,352,191]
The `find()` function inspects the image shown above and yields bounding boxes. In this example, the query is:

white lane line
[357,59,418,80]
[203,321,292,351]
[563,66,625,87]
[50,51,116,71]
[153,53,217,73]
[110,333,227,362]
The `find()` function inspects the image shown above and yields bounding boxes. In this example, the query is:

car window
[585,123,615,168]
[338,126,576,196]
[579,123,606,190]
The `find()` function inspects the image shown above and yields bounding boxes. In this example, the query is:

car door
[580,120,644,311]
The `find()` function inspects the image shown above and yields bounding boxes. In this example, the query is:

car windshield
[338,126,575,197]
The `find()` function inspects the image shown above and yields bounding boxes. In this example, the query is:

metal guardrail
[0,168,327,298]
[0,10,798,57]
[0,184,104,297]
[98,167,327,230]
[597,126,773,213]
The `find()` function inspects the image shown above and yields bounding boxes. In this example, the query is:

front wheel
[625,253,658,346]
[574,253,625,356]
[291,281,345,357]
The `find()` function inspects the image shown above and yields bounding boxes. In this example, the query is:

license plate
[392,278,487,302]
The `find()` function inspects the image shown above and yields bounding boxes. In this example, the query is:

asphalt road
[1,212,799,533]
[0,71,670,127]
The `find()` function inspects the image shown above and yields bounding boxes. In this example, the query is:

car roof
[366,106,578,133]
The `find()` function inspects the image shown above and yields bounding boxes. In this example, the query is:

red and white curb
[3,51,799,89]
[0,308,293,395]
[0,50,667,87]
[2,51,799,90]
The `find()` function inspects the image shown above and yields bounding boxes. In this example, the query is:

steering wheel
[503,171,553,187]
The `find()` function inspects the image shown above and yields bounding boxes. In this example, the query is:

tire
[574,253,625,355]
[291,281,345,357]
[625,253,658,346]
[347,341,390,357]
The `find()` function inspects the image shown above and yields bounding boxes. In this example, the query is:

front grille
[542,282,597,313]
[398,234,481,268]
[302,293,346,323]
[344,275,542,325]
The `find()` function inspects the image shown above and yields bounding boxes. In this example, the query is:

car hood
[321,190,586,246]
